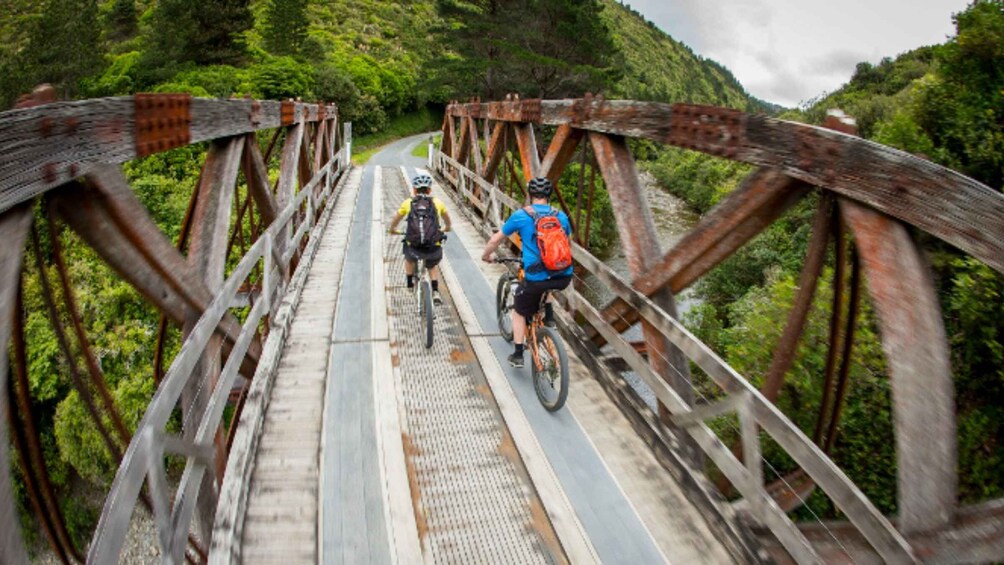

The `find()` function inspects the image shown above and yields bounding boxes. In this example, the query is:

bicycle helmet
[412,173,433,192]
[527,177,553,198]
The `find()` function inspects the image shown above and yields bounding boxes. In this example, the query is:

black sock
[431,280,439,292]
[544,302,554,320]
[406,275,414,288]
[514,343,525,355]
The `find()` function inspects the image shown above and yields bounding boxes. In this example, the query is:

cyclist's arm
[481,230,507,262]
[441,209,452,232]
[388,212,405,234]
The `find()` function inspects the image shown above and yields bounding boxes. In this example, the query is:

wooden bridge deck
[239,136,733,564]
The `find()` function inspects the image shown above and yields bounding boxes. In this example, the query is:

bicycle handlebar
[493,257,522,264]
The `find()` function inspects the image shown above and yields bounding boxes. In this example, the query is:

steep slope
[601,0,767,111]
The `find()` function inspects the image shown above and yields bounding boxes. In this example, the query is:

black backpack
[405,195,442,248]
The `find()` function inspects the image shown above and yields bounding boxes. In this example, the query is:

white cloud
[620,0,969,107]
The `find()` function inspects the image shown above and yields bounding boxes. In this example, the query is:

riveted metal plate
[667,103,746,158]
[281,100,296,126]
[134,93,191,157]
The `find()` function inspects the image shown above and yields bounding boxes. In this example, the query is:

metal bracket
[281,100,296,126]
[134,94,191,157]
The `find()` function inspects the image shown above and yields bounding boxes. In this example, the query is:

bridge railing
[88,154,346,563]
[0,86,349,563]
[431,95,1004,564]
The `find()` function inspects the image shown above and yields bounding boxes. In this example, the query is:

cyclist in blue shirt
[482,177,572,368]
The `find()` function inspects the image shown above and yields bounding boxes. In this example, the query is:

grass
[351,107,443,165]
[411,134,442,159]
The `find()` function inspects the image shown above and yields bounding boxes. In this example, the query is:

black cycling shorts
[514,276,571,318]
[402,243,443,268]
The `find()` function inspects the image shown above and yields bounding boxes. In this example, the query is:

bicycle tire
[495,274,516,342]
[420,280,434,349]
[532,326,569,411]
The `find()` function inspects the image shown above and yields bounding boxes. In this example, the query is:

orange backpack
[525,206,572,273]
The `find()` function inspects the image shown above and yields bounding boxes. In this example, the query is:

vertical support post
[514,123,541,182]
[588,132,698,461]
[343,122,352,164]
[427,136,434,169]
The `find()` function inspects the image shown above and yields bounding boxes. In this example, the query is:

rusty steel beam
[588,132,696,436]
[761,195,834,402]
[277,123,304,209]
[455,116,473,166]
[50,169,260,377]
[184,136,244,546]
[0,97,336,214]
[467,116,483,174]
[588,168,809,346]
[514,123,541,181]
[841,198,956,534]
[539,124,584,185]
[10,285,83,563]
[241,135,279,227]
[446,99,1004,273]
[297,126,313,191]
[0,203,34,565]
[440,114,455,159]
[481,122,508,182]
[312,120,327,176]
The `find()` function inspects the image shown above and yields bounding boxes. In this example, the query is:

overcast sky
[623,0,971,108]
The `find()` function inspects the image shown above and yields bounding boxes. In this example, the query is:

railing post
[263,232,273,313]
[738,391,764,515]
[427,136,434,169]
[343,122,352,163]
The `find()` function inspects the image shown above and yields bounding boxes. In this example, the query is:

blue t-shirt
[502,204,574,282]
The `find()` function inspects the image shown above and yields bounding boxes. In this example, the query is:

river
[578,170,700,317]
[577,170,700,411]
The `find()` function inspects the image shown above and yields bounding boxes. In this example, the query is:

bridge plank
[211,163,352,564]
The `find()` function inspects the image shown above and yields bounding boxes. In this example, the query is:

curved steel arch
[436,96,1003,562]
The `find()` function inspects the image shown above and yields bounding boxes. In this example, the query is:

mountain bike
[392,232,447,349]
[495,257,569,411]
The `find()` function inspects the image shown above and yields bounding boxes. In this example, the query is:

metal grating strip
[381,167,564,565]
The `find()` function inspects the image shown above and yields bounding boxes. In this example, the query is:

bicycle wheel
[495,274,516,342]
[531,326,569,411]
[420,280,434,349]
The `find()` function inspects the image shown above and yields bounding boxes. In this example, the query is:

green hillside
[602,0,763,111]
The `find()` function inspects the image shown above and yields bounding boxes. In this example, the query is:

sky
[623,0,972,108]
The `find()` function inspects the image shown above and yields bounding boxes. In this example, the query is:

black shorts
[514,276,571,318]
[402,243,443,268]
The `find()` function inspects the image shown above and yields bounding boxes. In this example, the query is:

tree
[105,0,138,42]
[147,0,253,70]
[435,0,617,99]
[8,0,103,100]
[264,0,309,57]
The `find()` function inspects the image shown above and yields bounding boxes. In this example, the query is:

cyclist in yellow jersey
[389,174,452,305]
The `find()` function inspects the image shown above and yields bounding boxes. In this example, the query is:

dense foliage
[656,0,1004,517]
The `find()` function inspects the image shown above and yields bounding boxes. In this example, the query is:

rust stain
[474,384,491,398]
[528,496,568,564]
[391,353,400,367]
[497,429,519,464]
[448,347,476,364]
[401,432,429,542]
